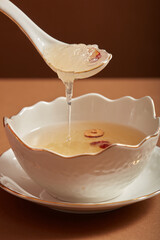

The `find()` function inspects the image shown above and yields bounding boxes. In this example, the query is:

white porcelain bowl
[4,94,160,203]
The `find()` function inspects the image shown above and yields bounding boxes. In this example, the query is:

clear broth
[24,121,146,156]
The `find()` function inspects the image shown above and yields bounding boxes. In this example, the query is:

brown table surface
[0,78,160,240]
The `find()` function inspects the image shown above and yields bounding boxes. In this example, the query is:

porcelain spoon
[0,0,111,79]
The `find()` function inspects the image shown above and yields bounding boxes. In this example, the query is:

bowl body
[4,94,160,203]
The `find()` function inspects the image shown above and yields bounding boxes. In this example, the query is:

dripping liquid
[65,82,73,141]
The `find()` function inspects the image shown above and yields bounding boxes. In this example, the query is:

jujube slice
[89,48,101,62]
[90,140,111,149]
[84,129,104,138]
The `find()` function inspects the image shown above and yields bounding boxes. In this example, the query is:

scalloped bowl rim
[4,93,160,158]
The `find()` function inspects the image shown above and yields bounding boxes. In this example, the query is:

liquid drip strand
[65,81,73,141]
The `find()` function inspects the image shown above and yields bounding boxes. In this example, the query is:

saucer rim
[0,147,160,209]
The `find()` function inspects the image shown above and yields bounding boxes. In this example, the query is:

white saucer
[0,147,160,214]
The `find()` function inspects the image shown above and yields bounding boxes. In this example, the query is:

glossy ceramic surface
[4,94,160,203]
[0,147,160,214]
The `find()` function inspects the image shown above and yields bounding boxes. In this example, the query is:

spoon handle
[0,0,58,54]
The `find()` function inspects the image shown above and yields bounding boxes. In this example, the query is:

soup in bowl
[4,94,160,203]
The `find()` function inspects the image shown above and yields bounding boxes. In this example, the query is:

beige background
[0,0,160,78]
